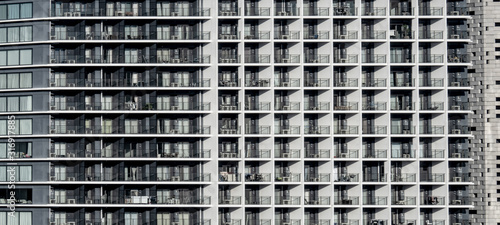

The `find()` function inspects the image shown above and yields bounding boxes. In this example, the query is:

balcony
[305,149,330,158]
[447,7,468,16]
[49,78,210,88]
[219,126,241,135]
[275,54,301,63]
[246,196,271,205]
[158,125,210,135]
[244,31,271,40]
[305,54,330,63]
[449,126,470,135]
[274,7,299,16]
[219,173,241,182]
[449,31,469,40]
[334,173,359,182]
[420,173,445,182]
[390,102,415,110]
[419,31,444,39]
[50,125,211,135]
[304,31,330,40]
[421,196,445,205]
[420,78,444,87]
[305,173,330,182]
[361,7,386,16]
[391,173,416,182]
[449,173,470,182]
[219,151,240,159]
[449,78,470,87]
[334,126,358,135]
[419,7,443,16]
[219,196,241,205]
[391,126,416,135]
[276,220,301,225]
[245,149,271,158]
[420,102,444,111]
[449,197,471,205]
[275,31,301,40]
[363,54,386,63]
[219,7,240,16]
[275,196,301,205]
[450,150,470,159]
[333,149,359,158]
[306,102,331,110]
[275,173,301,182]
[154,196,211,205]
[362,102,387,111]
[245,7,271,16]
[390,7,414,16]
[333,220,359,225]
[420,126,445,135]
[420,54,444,63]
[304,196,331,205]
[304,78,329,87]
[391,149,415,159]
[363,149,387,158]
[275,149,301,158]
[305,220,330,225]
[390,54,415,63]
[334,102,358,111]
[448,54,469,63]
[390,31,415,40]
[245,54,271,64]
[363,196,387,205]
[333,31,358,40]
[275,126,301,135]
[362,79,387,87]
[219,103,241,111]
[275,102,300,111]
[303,7,329,16]
[245,102,271,111]
[50,54,211,64]
[219,32,240,40]
[156,173,211,182]
[334,78,358,87]
[245,173,271,182]
[51,7,210,17]
[420,149,445,159]
[51,31,211,41]
[245,126,271,135]
[305,126,330,135]
[362,31,386,39]
[363,126,388,135]
[333,196,359,205]
[363,173,386,182]
[333,55,358,63]
[218,55,240,64]
[245,78,271,87]
[333,7,357,16]
[392,197,416,205]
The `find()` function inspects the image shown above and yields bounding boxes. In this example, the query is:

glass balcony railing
[245,54,271,63]
[363,126,388,135]
[245,102,271,111]
[334,173,359,182]
[49,78,210,88]
[333,55,358,63]
[244,173,271,182]
[305,149,330,158]
[334,220,359,225]
[219,7,240,16]
[51,7,210,17]
[420,126,445,135]
[304,78,330,87]
[275,102,300,110]
[51,31,211,41]
[305,220,330,225]
[305,54,330,63]
[303,7,329,16]
[420,149,445,158]
[218,55,240,64]
[391,173,416,182]
[420,54,444,63]
[305,173,330,182]
[275,31,301,40]
[334,102,358,110]
[245,126,271,135]
[390,7,414,16]
[219,103,241,111]
[363,149,387,158]
[333,7,357,16]
[244,31,271,40]
[450,150,470,158]
[246,196,271,205]
[420,78,444,87]
[50,125,211,135]
[219,32,240,40]
[275,149,301,158]
[275,173,301,182]
[275,78,301,87]
[363,173,387,182]
[245,78,271,87]
[334,78,358,87]
[449,78,470,87]
[274,7,299,16]
[219,126,241,135]
[304,31,329,40]
[420,173,445,182]
[419,7,443,16]
[362,102,387,111]
[275,54,301,63]
[305,126,330,135]
[363,196,387,205]
[390,31,415,39]
[362,54,386,63]
[219,78,240,87]
[219,196,241,205]
[333,126,358,135]
[333,149,359,158]
[449,197,471,205]
[244,7,271,16]
[448,54,469,63]
[449,31,469,39]
[333,31,358,40]
[245,149,271,158]
[333,196,359,205]
[248,220,272,225]
[392,197,416,205]
[421,196,445,205]
[218,173,240,182]
[449,102,470,111]
[448,7,468,16]
[361,7,386,16]
[219,151,240,158]
[304,196,331,205]
[275,220,301,225]
[306,102,331,110]
[362,79,387,87]
[362,31,386,39]
[50,54,211,64]
[390,102,415,110]
[419,31,444,39]
[391,125,416,135]
[390,54,415,63]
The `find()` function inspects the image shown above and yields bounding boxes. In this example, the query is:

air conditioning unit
[311,178,319,182]
[68,36,76,40]
[50,129,57,134]
[67,222,76,225]
[339,35,347,39]
[451,105,461,110]
[66,153,75,157]
[170,129,179,134]
[451,11,459,16]
[85,106,92,110]
[67,199,76,204]
[67,59,76,63]
[451,153,461,158]
[452,200,462,205]
[222,153,231,158]
[170,106,179,110]
[340,153,348,158]
[451,129,461,134]
[340,129,348,134]
[402,154,411,158]
[66,177,76,181]
[86,199,93,204]
[453,177,462,182]
[281,35,289,39]
[86,59,93,63]
[282,199,290,205]
[86,83,93,87]
[396,200,405,205]
[340,58,347,63]
[115,11,124,16]
[282,177,290,182]
[73,12,81,16]
[281,58,290,63]
[50,153,56,158]
[171,176,180,181]
[64,12,72,16]
[67,106,75,110]
[86,129,93,134]
[281,129,290,134]
[50,59,57,63]
[50,36,57,40]
[451,35,460,39]
[171,35,179,40]
[68,130,76,134]
[450,82,461,87]
[50,199,56,204]
[86,153,92,158]
[281,153,290,158]
[50,106,57,110]
[86,222,93,225]
[50,82,57,87]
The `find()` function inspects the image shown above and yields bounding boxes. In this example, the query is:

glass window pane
[0,74,5,89]
[19,119,31,135]
[7,27,19,42]
[0,28,6,43]
[0,120,6,135]
[7,50,19,66]
[7,96,18,112]
[19,73,31,88]
[20,3,32,19]
[0,51,6,66]
[0,143,5,159]
[20,49,31,65]
[7,73,19,89]
[0,5,6,20]
[7,4,19,19]
[20,26,32,42]
[20,96,31,111]
[0,98,5,112]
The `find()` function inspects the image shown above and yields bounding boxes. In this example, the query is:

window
[0,3,32,20]
[0,96,32,112]
[0,49,32,66]
[0,119,32,135]
[496,39,500,43]
[496,97,500,101]
[0,166,32,181]
[0,73,32,89]
[0,26,32,43]
[0,189,32,203]
[0,142,31,158]
[0,212,32,225]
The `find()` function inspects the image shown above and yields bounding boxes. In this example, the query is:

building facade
[0,0,473,225]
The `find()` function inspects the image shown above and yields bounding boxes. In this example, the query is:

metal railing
[304,31,329,39]
[390,54,415,63]
[219,7,240,16]
[333,149,359,158]
[274,149,301,158]
[420,149,445,158]
[245,126,271,135]
[246,196,271,205]
[448,54,469,63]
[244,7,271,16]
[305,173,330,182]
[244,31,270,40]
[363,126,388,135]
[334,102,358,110]
[361,7,386,16]
[244,173,271,182]
[419,31,444,39]
[334,173,359,182]
[449,31,469,39]
[305,149,330,158]
[274,173,301,182]
[304,126,330,135]
[362,102,387,111]
[275,31,301,40]
[391,31,415,39]
[333,55,358,63]
[218,55,240,64]
[304,78,329,87]
[49,78,210,88]
[333,7,357,16]
[333,196,359,205]
[218,173,240,182]
[420,126,445,134]
[333,126,358,135]
[391,125,416,134]
[219,102,241,111]
[305,54,330,63]
[421,196,445,205]
[419,7,443,16]
[362,54,386,63]
[420,78,444,87]
[303,7,329,16]
[51,7,210,17]
[275,54,301,63]
[447,7,468,16]
[245,102,271,111]
[363,149,387,158]
[420,54,444,63]
[420,102,445,110]
[391,173,416,182]
[245,78,271,87]
[333,31,358,39]
[334,78,358,87]
[363,173,387,182]
[304,196,330,205]
[245,54,271,63]
[390,102,415,110]
[390,7,414,16]
[449,102,470,110]
[449,173,470,182]
[219,196,241,205]
[363,196,387,205]
[275,102,300,111]
[275,196,301,205]
[219,126,241,135]
[274,7,299,16]
[420,173,445,182]
[245,150,271,158]
[51,54,211,64]
[362,79,386,87]
[362,31,386,39]
[274,125,301,135]
[306,102,331,110]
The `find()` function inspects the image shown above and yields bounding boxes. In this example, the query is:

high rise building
[0,0,473,225]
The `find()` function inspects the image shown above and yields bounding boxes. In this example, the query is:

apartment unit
[0,0,473,225]
[468,0,500,225]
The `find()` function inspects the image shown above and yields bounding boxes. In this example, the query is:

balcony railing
[50,125,210,135]
[333,31,358,40]
[420,102,444,110]
[363,126,388,135]
[246,196,271,205]
[362,54,386,63]
[334,126,358,135]
[305,126,330,135]
[333,7,357,16]
[391,173,416,182]
[275,173,301,182]
[275,102,300,111]
[244,31,271,40]
[362,79,386,87]
[305,173,330,182]
[334,102,358,110]
[219,103,241,111]
[420,173,445,182]
[49,78,210,88]
[305,149,330,158]
[334,173,359,182]
[304,196,330,205]
[449,102,469,110]
[362,31,386,39]
[303,7,329,16]
[274,7,299,16]
[363,196,387,205]
[419,7,443,16]
[420,149,445,158]
[51,7,210,17]
[448,7,468,16]
[304,79,329,87]
[219,173,240,182]
[392,197,417,205]
[420,126,445,134]
[448,54,469,63]
[219,32,240,40]
[391,149,416,159]
[390,102,415,110]
[419,31,444,39]
[275,149,301,158]
[333,196,359,205]
[390,7,414,16]
[307,102,331,110]
[421,196,445,205]
[245,149,271,158]
[245,126,271,135]
[334,220,359,225]
[219,126,241,135]
[155,196,211,205]
[275,220,300,225]
[390,54,415,63]
[333,149,359,158]
[51,31,211,41]
[219,55,240,64]
[275,31,301,40]
[363,149,387,158]
[219,7,240,16]
[219,196,241,205]
[245,54,271,63]
[449,197,471,205]
[50,54,211,64]
[275,54,301,63]
[361,7,386,16]
[245,173,271,182]
[449,173,470,182]
[391,125,416,135]
[363,173,386,182]
[450,151,470,158]
[304,31,329,40]
[449,31,469,39]
[245,78,271,87]
[245,102,271,111]
[420,78,444,87]
[245,7,271,16]
[390,31,415,39]
[275,196,301,205]
[333,55,358,63]
[449,78,470,87]
[274,126,301,135]
[305,220,330,225]
[334,78,358,87]
[420,54,444,63]
[219,151,240,159]
[362,102,387,111]
[305,54,330,63]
